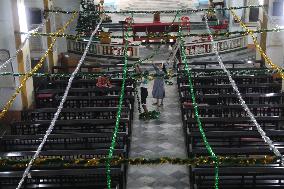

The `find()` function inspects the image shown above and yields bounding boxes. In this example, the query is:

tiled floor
[127,81,190,189]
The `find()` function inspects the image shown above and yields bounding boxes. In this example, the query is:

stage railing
[184,35,247,57]
[67,36,246,59]
[67,40,140,58]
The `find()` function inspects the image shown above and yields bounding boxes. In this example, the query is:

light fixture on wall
[17,0,28,43]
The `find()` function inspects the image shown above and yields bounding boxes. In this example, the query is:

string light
[230,10,284,79]
[178,13,219,189]
[205,11,283,162]
[15,15,102,189]
[0,12,78,120]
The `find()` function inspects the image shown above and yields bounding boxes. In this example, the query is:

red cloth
[96,76,111,88]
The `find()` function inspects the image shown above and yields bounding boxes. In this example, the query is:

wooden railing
[67,36,246,59]
[67,40,140,59]
[184,35,247,57]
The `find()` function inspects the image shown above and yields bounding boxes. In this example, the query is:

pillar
[11,0,34,109]
[43,0,56,70]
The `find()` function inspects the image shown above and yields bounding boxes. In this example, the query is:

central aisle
[127,82,190,189]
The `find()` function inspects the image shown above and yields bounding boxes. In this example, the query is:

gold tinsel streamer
[230,10,284,79]
[0,156,279,168]
[0,12,78,120]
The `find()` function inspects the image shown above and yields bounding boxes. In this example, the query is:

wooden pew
[183,104,284,118]
[52,64,134,73]
[36,95,134,109]
[37,78,135,91]
[188,130,284,156]
[0,149,125,160]
[0,168,124,189]
[36,86,134,100]
[180,93,284,105]
[0,133,128,153]
[179,83,281,95]
[21,107,131,121]
[11,119,130,135]
[190,166,284,189]
[177,75,280,87]
[0,149,127,188]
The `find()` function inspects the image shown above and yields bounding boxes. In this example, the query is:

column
[43,0,56,70]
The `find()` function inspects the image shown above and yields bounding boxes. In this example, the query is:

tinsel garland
[0,12,78,120]
[106,16,132,189]
[15,15,103,189]
[178,14,220,189]
[0,15,50,71]
[208,11,283,162]
[139,110,160,120]
[16,27,284,39]
[230,10,284,79]
[44,4,265,14]
[0,69,274,79]
[0,156,278,170]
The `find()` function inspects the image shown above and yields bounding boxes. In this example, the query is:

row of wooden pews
[178,61,284,188]
[0,64,134,188]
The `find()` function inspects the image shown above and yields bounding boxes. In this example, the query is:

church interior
[0,0,284,188]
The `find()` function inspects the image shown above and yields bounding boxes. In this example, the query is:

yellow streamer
[230,10,284,79]
[0,12,78,120]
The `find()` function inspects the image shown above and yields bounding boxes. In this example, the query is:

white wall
[265,0,284,67]
[53,0,80,54]
[0,0,22,110]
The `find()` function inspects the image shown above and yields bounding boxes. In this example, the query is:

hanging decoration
[0,68,275,79]
[0,155,278,169]
[15,16,103,189]
[230,10,284,79]
[204,11,283,162]
[106,15,132,189]
[44,4,265,14]
[16,27,284,39]
[0,12,78,120]
[178,14,219,189]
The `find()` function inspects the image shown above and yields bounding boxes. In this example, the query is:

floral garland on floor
[139,110,160,120]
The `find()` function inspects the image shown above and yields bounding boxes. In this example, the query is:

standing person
[152,63,165,107]
[140,71,149,113]
[134,64,148,113]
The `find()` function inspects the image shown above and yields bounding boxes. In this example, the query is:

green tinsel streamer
[106,16,132,189]
[178,14,219,189]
